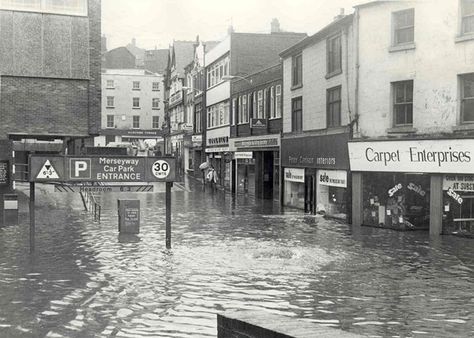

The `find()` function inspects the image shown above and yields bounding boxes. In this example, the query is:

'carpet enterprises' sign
[349,139,474,174]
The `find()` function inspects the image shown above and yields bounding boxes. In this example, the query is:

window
[257,90,263,118]
[292,53,303,87]
[275,85,282,118]
[106,114,114,128]
[327,34,342,76]
[0,0,88,16]
[240,95,248,124]
[133,116,140,129]
[327,86,341,127]
[270,86,275,118]
[291,97,303,132]
[393,9,414,45]
[462,0,474,35]
[106,80,114,89]
[132,81,140,90]
[152,116,160,129]
[152,98,160,109]
[133,97,140,108]
[206,56,230,88]
[195,104,202,133]
[206,101,230,128]
[393,80,413,126]
[461,73,474,123]
[152,82,160,91]
[232,98,237,125]
[106,96,114,108]
[252,92,257,118]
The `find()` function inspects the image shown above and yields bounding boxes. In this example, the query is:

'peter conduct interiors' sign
[348,139,474,174]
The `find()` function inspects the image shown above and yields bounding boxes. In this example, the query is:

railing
[80,188,101,223]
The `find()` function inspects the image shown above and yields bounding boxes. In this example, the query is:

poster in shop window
[443,174,474,192]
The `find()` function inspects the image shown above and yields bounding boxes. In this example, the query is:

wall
[357,0,474,138]
[282,21,356,133]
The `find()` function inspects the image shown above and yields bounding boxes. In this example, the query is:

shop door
[305,173,315,214]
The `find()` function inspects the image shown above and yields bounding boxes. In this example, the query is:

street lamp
[222,75,253,84]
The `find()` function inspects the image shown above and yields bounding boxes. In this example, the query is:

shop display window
[237,159,255,195]
[362,173,430,230]
[284,180,305,209]
[442,174,474,237]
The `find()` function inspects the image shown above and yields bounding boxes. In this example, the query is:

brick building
[102,46,136,69]
[0,0,101,215]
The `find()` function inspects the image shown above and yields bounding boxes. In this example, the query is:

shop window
[461,0,474,35]
[291,97,302,132]
[393,80,413,126]
[292,53,302,88]
[442,174,474,236]
[460,73,474,123]
[327,86,341,127]
[393,8,415,46]
[362,173,430,230]
[327,34,342,76]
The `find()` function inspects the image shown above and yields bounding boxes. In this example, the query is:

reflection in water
[0,180,473,338]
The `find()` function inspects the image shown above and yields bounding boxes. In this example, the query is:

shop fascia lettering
[349,139,474,173]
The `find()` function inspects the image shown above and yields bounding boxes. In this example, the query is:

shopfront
[230,134,280,200]
[206,128,231,189]
[281,133,350,218]
[349,138,474,236]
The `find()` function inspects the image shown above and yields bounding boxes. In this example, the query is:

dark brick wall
[0,77,90,138]
[0,0,101,138]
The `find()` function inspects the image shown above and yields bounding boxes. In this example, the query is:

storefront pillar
[351,172,363,226]
[430,174,443,236]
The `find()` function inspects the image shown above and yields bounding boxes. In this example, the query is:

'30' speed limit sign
[152,160,171,179]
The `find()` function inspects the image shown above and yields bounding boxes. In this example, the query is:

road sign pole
[29,182,35,253]
[165,181,172,249]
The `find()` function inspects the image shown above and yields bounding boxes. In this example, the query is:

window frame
[132,115,140,129]
[291,96,303,132]
[392,80,414,127]
[106,96,114,108]
[327,33,342,77]
[152,116,160,129]
[152,82,160,91]
[461,0,474,35]
[106,114,114,128]
[460,73,474,124]
[0,0,88,16]
[291,53,303,88]
[132,97,140,109]
[106,79,115,89]
[392,8,415,46]
[327,86,342,128]
[275,85,282,118]
[152,98,160,110]
[132,81,141,90]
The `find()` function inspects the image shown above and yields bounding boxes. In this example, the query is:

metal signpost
[28,155,176,253]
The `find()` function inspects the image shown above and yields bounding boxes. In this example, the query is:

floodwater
[0,178,473,338]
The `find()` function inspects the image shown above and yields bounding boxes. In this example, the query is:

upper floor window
[269,86,275,119]
[240,95,248,124]
[152,82,160,91]
[291,97,303,132]
[106,80,114,89]
[132,81,140,90]
[207,101,230,128]
[327,34,342,76]
[132,97,140,108]
[393,9,414,45]
[0,0,88,16]
[257,90,264,118]
[393,80,413,126]
[195,104,202,133]
[152,116,160,129]
[106,114,114,128]
[292,53,303,88]
[132,116,140,129]
[275,85,282,118]
[461,0,474,35]
[252,92,257,119]
[152,98,160,109]
[106,96,114,108]
[207,56,230,88]
[232,98,237,125]
[327,86,341,127]
[461,73,474,123]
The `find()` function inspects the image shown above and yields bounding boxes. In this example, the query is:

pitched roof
[144,49,169,74]
[172,40,196,78]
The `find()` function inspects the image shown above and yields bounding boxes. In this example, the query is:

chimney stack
[334,8,345,21]
[271,18,281,33]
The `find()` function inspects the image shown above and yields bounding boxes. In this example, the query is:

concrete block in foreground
[217,311,365,338]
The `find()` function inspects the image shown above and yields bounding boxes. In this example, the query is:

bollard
[3,194,19,226]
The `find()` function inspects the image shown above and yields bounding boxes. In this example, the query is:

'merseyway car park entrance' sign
[29,156,176,183]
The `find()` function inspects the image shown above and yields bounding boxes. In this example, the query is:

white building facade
[95,69,165,150]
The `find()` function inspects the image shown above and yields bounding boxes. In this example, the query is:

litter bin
[3,194,18,226]
[118,199,140,234]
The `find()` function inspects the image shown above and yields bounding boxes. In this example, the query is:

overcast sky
[102,0,364,51]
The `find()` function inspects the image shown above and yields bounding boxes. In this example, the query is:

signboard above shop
[29,156,176,183]
[250,118,267,129]
[349,139,474,174]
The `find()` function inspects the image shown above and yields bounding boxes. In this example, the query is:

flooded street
[0,178,473,338]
